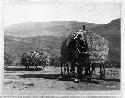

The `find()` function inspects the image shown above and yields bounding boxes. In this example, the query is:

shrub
[21,50,52,69]
[4,52,13,69]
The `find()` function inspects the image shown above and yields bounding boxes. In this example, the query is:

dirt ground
[2,66,120,95]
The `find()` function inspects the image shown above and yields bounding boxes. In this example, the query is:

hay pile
[86,31,109,63]
[61,29,109,63]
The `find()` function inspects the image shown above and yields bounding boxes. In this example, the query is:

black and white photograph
[1,0,122,96]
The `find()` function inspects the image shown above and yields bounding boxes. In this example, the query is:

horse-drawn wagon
[60,28,109,80]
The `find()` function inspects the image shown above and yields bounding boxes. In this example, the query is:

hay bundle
[86,31,109,63]
[61,29,109,63]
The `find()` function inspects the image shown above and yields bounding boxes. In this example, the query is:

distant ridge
[4,21,101,37]
[90,18,120,35]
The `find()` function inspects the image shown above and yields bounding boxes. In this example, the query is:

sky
[4,2,120,26]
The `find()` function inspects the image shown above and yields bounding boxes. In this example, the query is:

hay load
[61,29,109,63]
[86,31,109,63]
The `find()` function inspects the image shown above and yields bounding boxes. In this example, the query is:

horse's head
[75,30,88,52]
[74,30,87,41]
[77,33,83,41]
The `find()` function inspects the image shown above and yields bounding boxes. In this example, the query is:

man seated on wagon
[82,25,86,31]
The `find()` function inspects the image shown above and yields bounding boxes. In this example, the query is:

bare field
[3,66,120,94]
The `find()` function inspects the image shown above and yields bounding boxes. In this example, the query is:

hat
[83,25,86,30]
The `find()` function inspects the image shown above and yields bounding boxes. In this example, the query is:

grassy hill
[4,19,121,65]
[4,35,64,58]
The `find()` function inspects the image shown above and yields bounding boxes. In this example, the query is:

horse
[61,30,91,79]
[60,40,71,77]
[74,32,91,79]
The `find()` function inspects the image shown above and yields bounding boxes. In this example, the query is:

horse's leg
[61,62,65,77]
[85,61,89,76]
[92,63,96,75]
[84,65,87,77]
[61,62,65,76]
[69,62,71,74]
[67,62,69,75]
[34,62,37,70]
[84,56,89,76]
[84,61,91,80]
[35,64,37,70]
[94,63,96,74]
[102,63,105,78]
[60,61,63,76]
[76,59,83,79]
[88,62,91,78]
[100,63,103,79]
[25,63,27,70]
[25,66,27,69]
[64,63,67,75]
[27,64,29,70]
[88,63,91,75]
[76,61,79,75]
[70,60,75,73]
[61,65,63,75]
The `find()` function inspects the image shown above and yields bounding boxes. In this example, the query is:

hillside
[4,21,100,37]
[4,19,121,63]
[4,35,64,57]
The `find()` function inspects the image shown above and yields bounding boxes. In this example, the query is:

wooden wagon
[60,29,109,79]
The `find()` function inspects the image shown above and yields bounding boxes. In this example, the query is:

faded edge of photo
[0,0,124,97]
[0,0,4,96]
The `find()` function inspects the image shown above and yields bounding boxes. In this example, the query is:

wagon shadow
[18,73,66,80]
[18,73,74,81]
[18,73,102,84]
[93,78,120,82]
[5,67,41,71]
[80,79,100,84]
